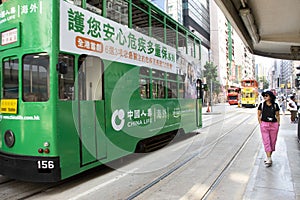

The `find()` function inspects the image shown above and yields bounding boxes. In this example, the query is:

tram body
[240,80,259,107]
[0,0,203,182]
[227,87,240,105]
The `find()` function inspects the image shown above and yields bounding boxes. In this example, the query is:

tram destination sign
[1,28,17,46]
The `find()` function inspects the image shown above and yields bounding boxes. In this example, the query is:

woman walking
[257,91,280,167]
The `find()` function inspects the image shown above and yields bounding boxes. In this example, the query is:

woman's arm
[257,110,262,124]
[276,111,280,126]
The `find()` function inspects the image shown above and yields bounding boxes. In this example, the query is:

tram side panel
[54,54,202,180]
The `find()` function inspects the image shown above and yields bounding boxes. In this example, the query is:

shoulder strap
[261,102,276,111]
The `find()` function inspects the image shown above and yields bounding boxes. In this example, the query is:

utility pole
[210,79,213,112]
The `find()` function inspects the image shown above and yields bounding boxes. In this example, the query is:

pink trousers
[260,121,279,152]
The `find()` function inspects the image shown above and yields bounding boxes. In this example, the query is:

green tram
[0,0,203,182]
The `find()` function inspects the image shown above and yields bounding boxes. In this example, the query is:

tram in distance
[227,87,240,105]
[240,79,259,107]
[0,0,204,182]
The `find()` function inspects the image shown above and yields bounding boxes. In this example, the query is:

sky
[150,0,166,11]
[254,55,275,69]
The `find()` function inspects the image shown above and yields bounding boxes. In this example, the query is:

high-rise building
[210,0,254,90]
[167,0,183,24]
[182,0,210,70]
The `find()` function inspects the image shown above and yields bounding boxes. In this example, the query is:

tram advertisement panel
[60,0,176,74]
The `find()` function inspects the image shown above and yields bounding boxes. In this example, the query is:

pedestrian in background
[280,96,286,115]
[257,91,280,167]
[288,96,298,123]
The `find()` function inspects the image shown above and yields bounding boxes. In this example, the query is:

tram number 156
[37,160,55,169]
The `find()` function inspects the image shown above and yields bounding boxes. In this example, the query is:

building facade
[210,0,254,91]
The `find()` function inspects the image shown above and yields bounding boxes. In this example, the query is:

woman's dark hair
[271,99,276,104]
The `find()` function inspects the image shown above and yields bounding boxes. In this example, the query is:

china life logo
[111,109,125,131]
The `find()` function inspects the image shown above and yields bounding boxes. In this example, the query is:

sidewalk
[243,115,300,200]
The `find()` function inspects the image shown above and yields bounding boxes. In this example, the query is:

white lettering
[37,160,55,169]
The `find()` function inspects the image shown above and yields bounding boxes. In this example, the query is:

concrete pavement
[202,103,300,199]
[243,114,300,200]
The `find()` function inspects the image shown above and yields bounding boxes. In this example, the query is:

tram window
[188,36,194,57]
[167,73,177,98]
[178,28,187,53]
[107,0,128,26]
[66,0,82,7]
[178,75,185,98]
[195,40,201,60]
[132,3,149,36]
[167,81,177,98]
[167,72,177,81]
[23,53,49,102]
[140,67,150,99]
[152,69,165,99]
[140,67,150,76]
[140,78,150,99]
[151,16,164,43]
[153,79,165,99]
[87,0,102,15]
[3,58,19,99]
[58,54,75,100]
[166,20,177,48]
[152,69,165,79]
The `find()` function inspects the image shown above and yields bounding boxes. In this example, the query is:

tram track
[0,108,257,200]
[200,119,259,199]
[201,107,246,129]
[125,113,257,200]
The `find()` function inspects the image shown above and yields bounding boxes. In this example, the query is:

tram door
[78,56,107,165]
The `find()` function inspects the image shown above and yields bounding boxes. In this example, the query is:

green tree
[203,61,221,104]
[258,76,269,89]
[203,61,220,94]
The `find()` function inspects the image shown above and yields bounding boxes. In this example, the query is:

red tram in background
[227,87,241,105]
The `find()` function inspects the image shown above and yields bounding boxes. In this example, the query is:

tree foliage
[203,61,220,94]
[258,76,269,89]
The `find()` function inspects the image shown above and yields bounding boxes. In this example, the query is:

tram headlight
[4,130,15,148]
